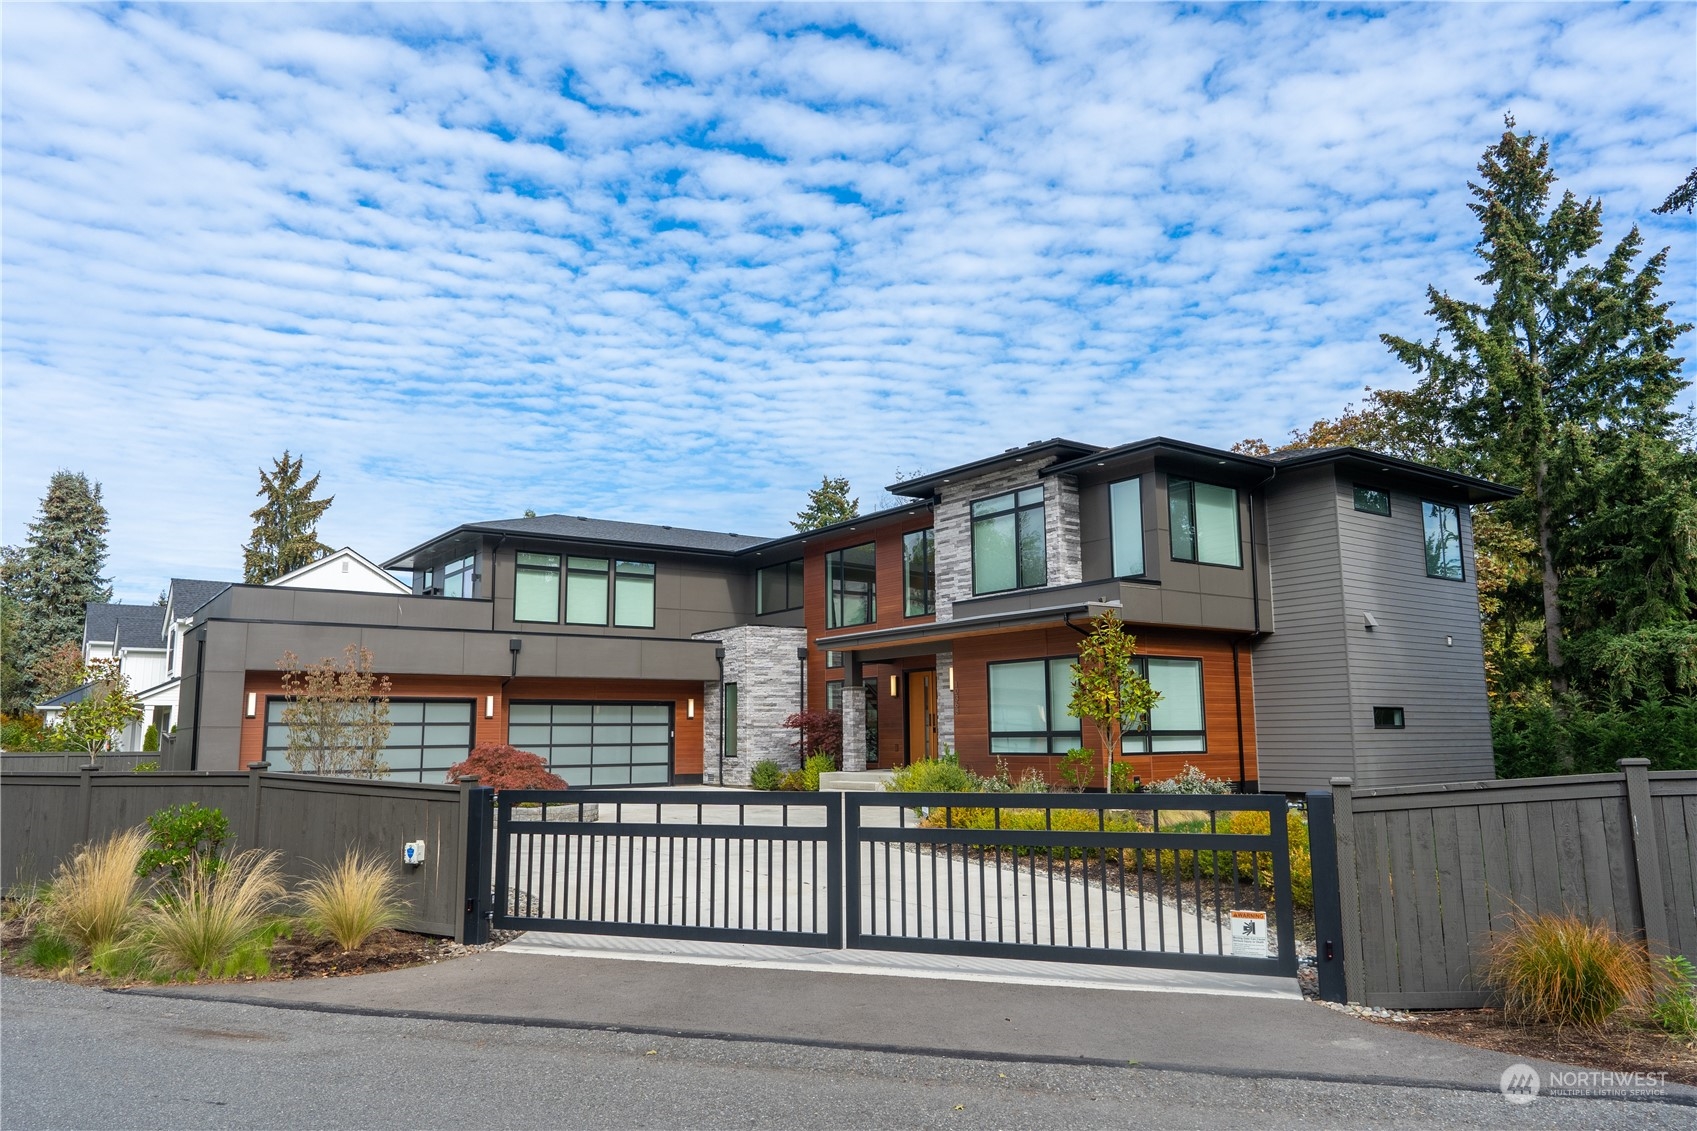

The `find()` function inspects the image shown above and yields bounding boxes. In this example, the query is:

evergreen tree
[1380,120,1693,699]
[0,471,112,705]
[791,475,860,531]
[243,451,334,584]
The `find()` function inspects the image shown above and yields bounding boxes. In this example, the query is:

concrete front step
[819,770,895,792]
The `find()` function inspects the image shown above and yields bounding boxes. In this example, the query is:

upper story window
[514,553,561,623]
[1109,477,1145,577]
[903,530,935,616]
[826,543,876,629]
[756,560,804,615]
[972,487,1046,594]
[1353,485,1391,516]
[1422,501,1464,581]
[1169,479,1241,568]
[433,553,476,598]
[563,557,658,627]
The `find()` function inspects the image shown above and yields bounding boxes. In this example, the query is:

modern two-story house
[173,438,1513,793]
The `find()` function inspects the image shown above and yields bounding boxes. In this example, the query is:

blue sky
[3,3,1693,604]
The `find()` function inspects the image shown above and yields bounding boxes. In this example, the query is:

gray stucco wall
[694,625,806,785]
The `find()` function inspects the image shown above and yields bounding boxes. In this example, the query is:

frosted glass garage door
[508,702,673,787]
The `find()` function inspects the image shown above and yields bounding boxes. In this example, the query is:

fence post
[1306,790,1347,1003]
[837,790,854,951]
[79,760,101,844]
[1618,758,1669,955]
[459,778,493,945]
[1330,777,1364,1004]
[247,762,269,850]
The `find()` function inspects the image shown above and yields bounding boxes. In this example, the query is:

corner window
[442,554,477,598]
[825,680,844,711]
[1422,501,1464,581]
[565,557,610,624]
[903,529,935,616]
[1109,477,1145,577]
[757,560,804,615]
[988,657,1080,754]
[514,553,561,623]
[826,542,876,628]
[723,682,738,759]
[1374,706,1406,729]
[1353,486,1391,516]
[1169,479,1241,567]
[1129,657,1206,754]
[972,487,1046,594]
[614,561,656,628]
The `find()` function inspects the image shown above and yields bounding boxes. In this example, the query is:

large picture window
[1109,477,1145,577]
[988,657,1081,754]
[1128,657,1206,754]
[826,542,876,628]
[756,560,805,614]
[972,487,1046,594]
[264,698,473,784]
[514,552,560,622]
[562,557,657,626]
[903,529,935,616]
[613,560,656,628]
[1169,479,1241,567]
[1422,501,1464,581]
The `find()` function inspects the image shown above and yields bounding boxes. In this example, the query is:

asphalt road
[2,976,1692,1130]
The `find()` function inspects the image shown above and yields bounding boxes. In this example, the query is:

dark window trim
[985,656,1081,756]
[722,682,738,761]
[824,679,844,711]
[1420,499,1467,582]
[1168,477,1244,570]
[507,698,677,789]
[562,556,658,629]
[1106,475,1148,579]
[1130,655,1209,756]
[513,552,562,624]
[970,486,1047,596]
[1373,706,1406,730]
[612,559,657,629]
[983,654,1210,757]
[1352,484,1392,517]
[756,559,805,615]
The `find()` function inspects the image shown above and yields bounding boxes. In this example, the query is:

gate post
[1305,791,1347,1003]
[829,789,848,949]
[1330,777,1364,1004]
[459,779,494,945]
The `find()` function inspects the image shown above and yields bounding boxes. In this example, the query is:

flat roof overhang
[815,600,1111,660]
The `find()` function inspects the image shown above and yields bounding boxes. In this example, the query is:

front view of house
[175,437,1513,793]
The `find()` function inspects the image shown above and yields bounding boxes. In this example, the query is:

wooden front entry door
[905,670,938,764]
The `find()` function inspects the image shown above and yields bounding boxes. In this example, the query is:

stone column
[935,649,956,757]
[840,656,867,771]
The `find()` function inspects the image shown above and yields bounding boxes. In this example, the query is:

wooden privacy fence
[1,752,160,773]
[0,766,488,941]
[1331,759,1696,1008]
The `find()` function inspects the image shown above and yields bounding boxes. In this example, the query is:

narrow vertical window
[1422,501,1464,580]
[903,529,935,616]
[613,561,656,628]
[514,552,561,623]
[826,542,876,628]
[723,682,738,759]
[1109,477,1144,577]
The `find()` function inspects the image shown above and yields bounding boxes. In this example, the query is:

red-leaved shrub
[446,743,567,792]
[782,710,842,762]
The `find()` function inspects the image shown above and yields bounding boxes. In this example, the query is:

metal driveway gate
[493,789,841,947]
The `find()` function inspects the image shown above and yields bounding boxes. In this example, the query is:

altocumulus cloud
[2,3,1691,601]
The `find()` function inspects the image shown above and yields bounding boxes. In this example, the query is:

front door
[904,670,938,764]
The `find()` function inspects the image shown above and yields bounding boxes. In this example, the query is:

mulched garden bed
[1361,1006,1697,1087]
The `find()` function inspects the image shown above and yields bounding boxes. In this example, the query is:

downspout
[189,628,206,771]
[1239,472,1275,791]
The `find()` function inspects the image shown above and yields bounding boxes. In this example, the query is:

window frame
[1108,476,1146,578]
[564,556,611,625]
[513,551,562,623]
[825,680,844,711]
[722,682,738,760]
[507,699,674,788]
[442,554,477,598]
[1125,656,1208,755]
[612,560,656,629]
[987,657,1083,755]
[1374,706,1406,730]
[756,559,805,615]
[984,654,1209,757]
[1168,478,1242,568]
[263,695,475,783]
[1353,485,1392,517]
[1422,500,1466,582]
[825,542,877,629]
[971,486,1047,595]
[902,529,935,617]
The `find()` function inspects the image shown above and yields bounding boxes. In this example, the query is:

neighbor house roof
[82,603,168,650]
[167,578,231,620]
[384,515,774,570]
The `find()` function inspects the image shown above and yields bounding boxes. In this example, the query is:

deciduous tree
[1066,609,1159,785]
[276,645,392,777]
[58,657,142,753]
[243,452,333,584]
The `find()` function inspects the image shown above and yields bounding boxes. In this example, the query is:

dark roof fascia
[1270,447,1519,503]
[382,524,487,571]
[38,681,96,709]
[1045,436,1275,480]
[736,500,932,560]
[887,439,1104,498]
[384,523,767,571]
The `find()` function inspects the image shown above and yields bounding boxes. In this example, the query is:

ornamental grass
[1482,911,1652,1029]
[296,849,409,952]
[146,849,284,976]
[45,828,150,955]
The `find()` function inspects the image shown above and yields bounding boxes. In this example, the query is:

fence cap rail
[852,791,1286,810]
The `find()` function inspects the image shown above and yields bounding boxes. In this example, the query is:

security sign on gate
[1231,910,1269,958]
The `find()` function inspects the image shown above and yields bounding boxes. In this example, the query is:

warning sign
[1230,910,1268,958]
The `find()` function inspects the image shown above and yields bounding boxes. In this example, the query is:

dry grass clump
[45,828,150,954]
[1483,911,1652,1029]
[296,850,409,952]
[146,849,284,976]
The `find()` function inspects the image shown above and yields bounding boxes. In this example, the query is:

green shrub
[1056,748,1094,792]
[1482,911,1652,1028]
[920,805,1144,858]
[132,760,159,773]
[26,930,75,971]
[887,756,979,794]
[47,828,150,955]
[142,725,159,752]
[1650,955,1697,1037]
[749,760,784,790]
[1493,699,1697,777]
[1108,762,1138,794]
[778,770,808,791]
[801,752,837,792]
[297,851,408,951]
[1146,764,1235,795]
[138,803,230,884]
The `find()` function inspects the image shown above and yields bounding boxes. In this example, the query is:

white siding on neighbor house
[271,551,410,594]
[1252,470,1354,792]
[120,649,170,693]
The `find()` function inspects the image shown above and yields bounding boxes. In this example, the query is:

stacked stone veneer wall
[693,625,806,785]
[935,648,956,755]
[932,458,1082,621]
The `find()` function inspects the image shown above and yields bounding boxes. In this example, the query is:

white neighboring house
[37,549,407,750]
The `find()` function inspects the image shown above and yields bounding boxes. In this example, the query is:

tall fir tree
[0,471,113,706]
[791,475,860,531]
[1379,119,1694,701]
[243,451,334,584]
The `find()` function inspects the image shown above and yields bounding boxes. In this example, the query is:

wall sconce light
[889,674,900,697]
[485,694,495,718]
[688,698,696,719]
[947,667,954,692]
[246,692,257,718]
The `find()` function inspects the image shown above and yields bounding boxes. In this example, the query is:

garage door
[508,701,673,787]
